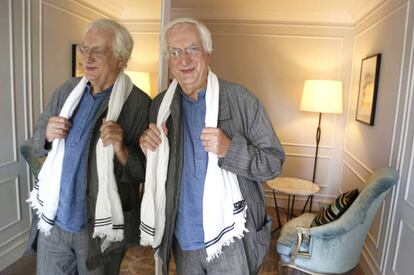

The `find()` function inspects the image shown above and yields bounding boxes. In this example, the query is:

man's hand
[100,119,128,165]
[201,127,230,157]
[45,116,72,142]
[139,123,168,156]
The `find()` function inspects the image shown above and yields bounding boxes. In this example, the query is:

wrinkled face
[166,23,210,99]
[80,28,125,92]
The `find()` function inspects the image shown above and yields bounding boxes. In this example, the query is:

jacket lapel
[218,80,231,121]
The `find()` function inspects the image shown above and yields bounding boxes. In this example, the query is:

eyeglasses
[167,45,202,60]
[78,44,112,59]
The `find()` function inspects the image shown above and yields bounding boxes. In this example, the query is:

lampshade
[124,70,151,95]
[300,80,343,114]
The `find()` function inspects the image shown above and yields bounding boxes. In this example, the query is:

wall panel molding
[363,240,382,272]
[264,190,336,200]
[392,219,414,274]
[10,0,17,166]
[25,0,33,138]
[122,19,161,33]
[387,2,411,172]
[343,149,373,174]
[0,177,21,233]
[0,161,18,169]
[285,154,332,188]
[360,247,381,274]
[403,129,414,209]
[172,8,358,26]
[355,0,407,35]
[0,0,18,169]
[43,1,91,23]
[282,142,334,149]
[129,31,159,35]
[341,159,367,184]
[38,0,43,114]
[0,230,29,256]
[203,19,353,29]
[44,0,113,20]
[214,32,344,42]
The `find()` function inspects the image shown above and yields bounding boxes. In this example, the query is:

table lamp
[300,79,343,211]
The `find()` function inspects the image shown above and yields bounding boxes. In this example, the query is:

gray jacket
[23,77,151,270]
[150,79,285,274]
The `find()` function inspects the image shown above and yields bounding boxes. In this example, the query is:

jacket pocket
[254,214,272,272]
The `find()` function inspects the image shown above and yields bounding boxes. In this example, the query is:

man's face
[81,28,124,92]
[166,23,210,99]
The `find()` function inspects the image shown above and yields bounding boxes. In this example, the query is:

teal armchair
[276,167,398,274]
[20,143,45,178]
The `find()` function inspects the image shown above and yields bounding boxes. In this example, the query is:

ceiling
[76,0,161,20]
[80,0,386,25]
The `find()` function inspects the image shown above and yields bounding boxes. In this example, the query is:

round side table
[266,177,320,232]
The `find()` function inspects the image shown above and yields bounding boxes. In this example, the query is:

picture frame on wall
[355,53,381,125]
[72,44,84,77]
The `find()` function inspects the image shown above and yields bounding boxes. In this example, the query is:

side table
[266,177,320,232]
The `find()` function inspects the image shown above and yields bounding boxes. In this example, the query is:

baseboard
[0,241,27,272]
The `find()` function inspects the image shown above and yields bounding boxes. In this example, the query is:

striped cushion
[311,189,359,227]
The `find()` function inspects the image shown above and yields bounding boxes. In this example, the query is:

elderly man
[139,17,285,275]
[24,19,150,274]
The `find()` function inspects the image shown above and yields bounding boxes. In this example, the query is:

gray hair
[84,18,133,64]
[162,17,213,55]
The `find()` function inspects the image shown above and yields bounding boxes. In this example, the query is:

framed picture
[355,53,381,125]
[71,44,84,77]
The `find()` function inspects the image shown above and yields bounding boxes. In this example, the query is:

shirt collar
[85,82,113,98]
[179,85,206,103]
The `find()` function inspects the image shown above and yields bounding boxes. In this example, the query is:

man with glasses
[24,18,150,274]
[139,17,285,275]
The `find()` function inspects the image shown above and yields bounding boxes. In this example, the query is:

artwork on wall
[72,44,84,77]
[355,53,381,125]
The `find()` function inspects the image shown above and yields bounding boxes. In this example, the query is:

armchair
[276,167,398,274]
[20,143,45,178]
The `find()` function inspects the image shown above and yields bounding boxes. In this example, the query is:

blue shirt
[55,84,111,232]
[174,88,208,250]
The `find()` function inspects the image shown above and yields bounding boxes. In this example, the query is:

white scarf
[27,72,132,252]
[139,70,248,261]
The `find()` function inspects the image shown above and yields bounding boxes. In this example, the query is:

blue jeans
[173,237,249,275]
[36,225,124,275]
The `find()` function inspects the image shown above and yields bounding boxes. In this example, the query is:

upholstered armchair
[276,167,398,274]
[20,143,45,178]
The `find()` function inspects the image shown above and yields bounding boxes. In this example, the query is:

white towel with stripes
[139,69,248,261]
[27,72,132,252]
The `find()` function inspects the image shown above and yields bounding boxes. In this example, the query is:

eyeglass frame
[77,44,114,59]
[166,44,205,60]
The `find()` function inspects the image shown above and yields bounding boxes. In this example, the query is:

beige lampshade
[300,80,343,114]
[124,70,151,95]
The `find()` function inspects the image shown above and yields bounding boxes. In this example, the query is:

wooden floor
[119,233,280,274]
[1,207,364,275]
[119,207,364,275]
